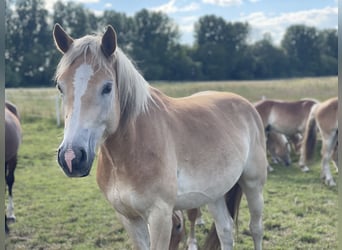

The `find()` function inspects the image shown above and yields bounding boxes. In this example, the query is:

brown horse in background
[5,101,22,232]
[300,97,338,186]
[255,98,318,171]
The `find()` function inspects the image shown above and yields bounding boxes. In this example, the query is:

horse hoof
[325,179,336,187]
[188,244,198,250]
[187,239,198,250]
[7,215,16,223]
[195,217,205,226]
[267,165,274,172]
[300,166,309,172]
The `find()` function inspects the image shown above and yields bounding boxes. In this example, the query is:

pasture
[5,77,338,249]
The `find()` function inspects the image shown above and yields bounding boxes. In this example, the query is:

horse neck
[101,88,169,168]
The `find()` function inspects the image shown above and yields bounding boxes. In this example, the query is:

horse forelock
[54,34,152,125]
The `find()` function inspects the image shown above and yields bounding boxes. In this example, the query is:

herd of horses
[4,24,337,250]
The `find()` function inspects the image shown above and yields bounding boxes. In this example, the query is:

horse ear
[53,23,74,54]
[101,25,117,58]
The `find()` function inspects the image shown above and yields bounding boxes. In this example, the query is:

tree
[250,34,289,78]
[98,10,135,53]
[317,29,337,75]
[5,0,51,87]
[163,44,202,80]
[193,15,250,80]
[131,9,180,80]
[281,25,321,76]
[52,1,98,38]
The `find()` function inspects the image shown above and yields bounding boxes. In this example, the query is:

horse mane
[54,34,152,125]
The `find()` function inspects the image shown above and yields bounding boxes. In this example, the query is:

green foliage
[5,0,338,86]
[5,78,337,249]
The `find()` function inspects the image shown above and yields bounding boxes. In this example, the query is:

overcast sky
[45,0,338,45]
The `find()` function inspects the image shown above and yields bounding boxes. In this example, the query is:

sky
[45,0,338,45]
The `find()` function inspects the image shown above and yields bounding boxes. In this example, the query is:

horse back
[255,99,318,134]
[166,91,265,151]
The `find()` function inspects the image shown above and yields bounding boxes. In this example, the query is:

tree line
[5,0,337,87]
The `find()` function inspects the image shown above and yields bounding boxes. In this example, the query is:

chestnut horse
[254,98,318,172]
[5,101,22,232]
[267,131,291,168]
[300,97,338,186]
[53,24,267,250]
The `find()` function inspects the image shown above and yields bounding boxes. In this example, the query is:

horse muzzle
[57,145,94,177]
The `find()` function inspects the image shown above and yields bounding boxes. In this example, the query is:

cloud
[150,0,200,14]
[104,3,113,9]
[241,6,337,44]
[44,0,100,13]
[202,0,242,7]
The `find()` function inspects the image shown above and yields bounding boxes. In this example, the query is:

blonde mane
[54,34,152,124]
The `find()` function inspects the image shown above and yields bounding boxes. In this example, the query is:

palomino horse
[267,131,291,167]
[169,210,186,250]
[5,101,22,232]
[169,208,204,250]
[300,97,338,186]
[254,98,318,171]
[53,24,267,250]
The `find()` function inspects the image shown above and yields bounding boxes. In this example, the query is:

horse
[53,23,268,250]
[169,208,204,250]
[5,100,22,232]
[299,97,338,186]
[169,210,186,250]
[254,98,319,172]
[266,131,291,167]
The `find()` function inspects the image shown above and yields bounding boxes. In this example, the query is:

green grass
[5,77,338,249]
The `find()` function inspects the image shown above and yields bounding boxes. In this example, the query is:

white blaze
[65,63,94,148]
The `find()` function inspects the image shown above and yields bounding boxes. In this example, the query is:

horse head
[53,24,120,177]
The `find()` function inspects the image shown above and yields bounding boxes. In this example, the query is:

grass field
[5,77,338,249]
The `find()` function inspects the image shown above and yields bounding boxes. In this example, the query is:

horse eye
[102,82,112,95]
[56,83,63,94]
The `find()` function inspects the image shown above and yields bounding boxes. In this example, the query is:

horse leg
[332,142,338,173]
[320,135,337,186]
[117,214,150,250]
[147,204,173,250]
[5,215,9,234]
[195,208,205,225]
[186,208,199,250]
[240,183,264,250]
[5,157,16,222]
[207,196,235,249]
[239,154,266,250]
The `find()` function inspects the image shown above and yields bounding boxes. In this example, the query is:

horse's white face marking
[57,59,120,176]
[65,63,94,148]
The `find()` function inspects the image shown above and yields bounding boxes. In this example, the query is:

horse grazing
[267,131,291,167]
[169,208,205,250]
[5,101,22,231]
[300,97,338,186]
[53,24,267,250]
[254,98,319,172]
[169,210,186,250]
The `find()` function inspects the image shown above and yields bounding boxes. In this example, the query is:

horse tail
[301,104,318,164]
[203,183,243,250]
